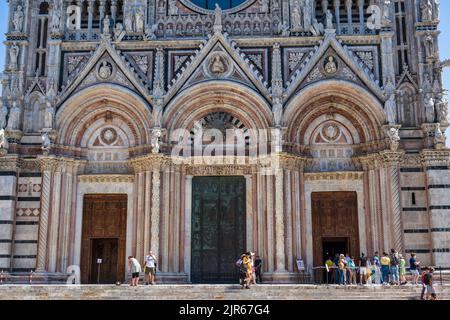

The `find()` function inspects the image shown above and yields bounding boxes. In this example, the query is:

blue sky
[0,1,449,145]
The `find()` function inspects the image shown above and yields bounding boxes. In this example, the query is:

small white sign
[296,258,305,271]
[97,258,102,264]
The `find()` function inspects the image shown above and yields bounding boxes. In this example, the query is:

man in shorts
[424,267,436,300]
[359,253,368,285]
[409,253,420,285]
[143,250,157,285]
[128,255,141,287]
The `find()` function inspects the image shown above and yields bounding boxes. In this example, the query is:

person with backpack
[389,248,399,285]
[372,251,382,284]
[358,253,368,285]
[254,255,263,284]
[420,267,429,300]
[424,267,437,300]
[398,254,407,285]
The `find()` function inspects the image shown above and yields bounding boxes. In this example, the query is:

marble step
[1,285,449,300]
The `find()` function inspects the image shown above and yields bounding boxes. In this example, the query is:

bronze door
[312,192,359,267]
[81,194,127,284]
[191,176,246,283]
[90,238,119,284]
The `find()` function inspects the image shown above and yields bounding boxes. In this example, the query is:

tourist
[325,256,334,284]
[420,267,429,300]
[372,251,382,284]
[143,250,157,285]
[398,254,407,285]
[242,252,253,289]
[345,253,351,283]
[127,255,142,287]
[358,253,368,285]
[338,254,347,285]
[250,252,257,285]
[348,257,357,285]
[366,258,373,285]
[380,252,391,285]
[409,253,420,285]
[424,268,437,300]
[389,248,400,285]
[254,255,262,284]
[333,254,340,284]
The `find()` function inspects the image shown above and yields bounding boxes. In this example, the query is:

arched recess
[24,91,44,134]
[56,84,153,158]
[284,80,386,158]
[164,81,273,153]
[397,83,418,128]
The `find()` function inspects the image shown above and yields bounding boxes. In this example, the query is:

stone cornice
[77,174,135,184]
[0,155,20,171]
[37,156,86,173]
[129,154,172,172]
[304,171,364,181]
[420,149,450,166]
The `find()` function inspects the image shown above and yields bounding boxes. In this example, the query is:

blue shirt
[409,258,417,270]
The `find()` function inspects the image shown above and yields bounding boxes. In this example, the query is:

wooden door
[90,238,119,284]
[81,194,127,284]
[191,177,246,283]
[312,192,359,267]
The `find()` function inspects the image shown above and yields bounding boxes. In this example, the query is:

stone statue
[152,100,163,128]
[9,44,19,70]
[169,0,179,15]
[382,0,392,25]
[291,1,302,31]
[326,10,334,30]
[51,1,62,33]
[124,12,133,32]
[114,23,125,41]
[13,5,24,33]
[424,93,435,123]
[214,4,222,32]
[385,93,397,125]
[304,0,313,29]
[273,99,283,128]
[434,124,446,149]
[6,101,20,131]
[151,128,162,154]
[41,132,51,154]
[145,24,158,40]
[278,21,290,37]
[421,0,433,22]
[0,101,7,129]
[98,61,112,80]
[388,127,400,151]
[135,8,145,33]
[260,0,269,13]
[211,56,225,74]
[436,100,448,124]
[422,73,432,94]
[103,15,111,35]
[43,101,54,129]
[424,35,435,61]
[0,129,8,152]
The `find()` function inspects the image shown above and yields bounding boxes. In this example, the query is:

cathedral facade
[0,0,449,284]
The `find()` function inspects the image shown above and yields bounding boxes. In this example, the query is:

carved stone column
[245,174,253,252]
[151,167,161,270]
[184,175,193,280]
[274,162,287,273]
[380,151,405,253]
[36,157,58,272]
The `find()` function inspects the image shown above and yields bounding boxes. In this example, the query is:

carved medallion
[100,128,118,145]
[97,61,114,80]
[324,56,338,75]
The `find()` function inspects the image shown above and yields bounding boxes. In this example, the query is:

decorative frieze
[77,174,134,184]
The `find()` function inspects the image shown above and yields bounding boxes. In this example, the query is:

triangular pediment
[285,33,384,101]
[165,31,270,103]
[58,39,152,105]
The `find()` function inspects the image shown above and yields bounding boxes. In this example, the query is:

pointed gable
[165,31,270,103]
[58,39,153,104]
[285,32,384,102]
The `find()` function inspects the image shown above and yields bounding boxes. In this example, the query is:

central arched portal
[191,176,246,283]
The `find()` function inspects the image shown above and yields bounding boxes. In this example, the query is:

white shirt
[145,255,156,268]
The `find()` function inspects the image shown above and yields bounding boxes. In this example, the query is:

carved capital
[420,149,450,167]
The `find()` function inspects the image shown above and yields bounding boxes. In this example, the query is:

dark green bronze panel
[191,176,246,283]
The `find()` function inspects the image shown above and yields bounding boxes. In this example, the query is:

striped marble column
[0,158,19,271]
[422,150,450,267]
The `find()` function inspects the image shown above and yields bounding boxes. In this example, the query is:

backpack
[390,254,399,266]
[424,272,432,286]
